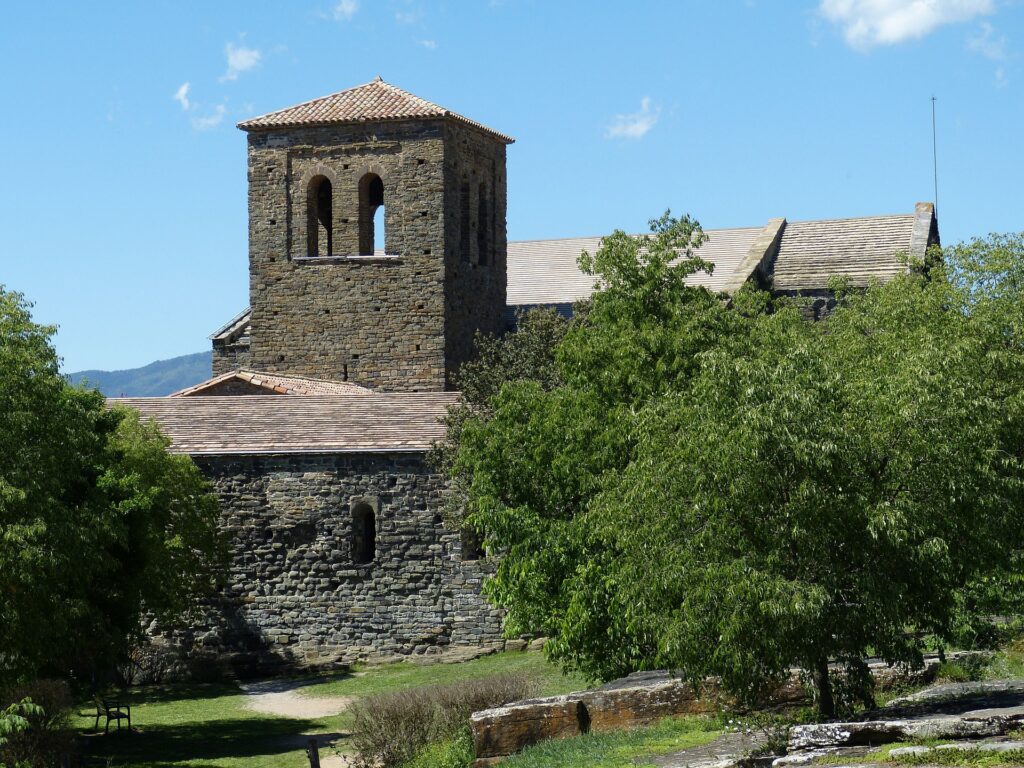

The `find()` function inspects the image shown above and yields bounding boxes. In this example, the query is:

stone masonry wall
[148,452,504,677]
[212,338,251,376]
[443,122,508,383]
[245,118,508,392]
[246,121,446,390]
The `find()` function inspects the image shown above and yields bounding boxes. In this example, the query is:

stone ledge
[290,254,404,265]
[467,656,976,766]
[470,676,725,766]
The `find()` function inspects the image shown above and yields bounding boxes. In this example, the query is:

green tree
[0,699,43,768]
[0,286,225,686]
[448,221,1024,717]
[432,305,570,530]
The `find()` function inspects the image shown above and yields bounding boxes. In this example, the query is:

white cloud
[333,0,358,21]
[819,0,994,50]
[968,21,1007,60]
[395,9,422,24]
[605,97,660,140]
[173,82,191,111]
[419,39,437,49]
[220,42,262,82]
[192,104,227,131]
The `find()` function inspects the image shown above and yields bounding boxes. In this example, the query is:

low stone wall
[469,657,971,766]
[470,672,739,766]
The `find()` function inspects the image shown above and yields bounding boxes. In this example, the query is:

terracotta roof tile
[170,370,370,398]
[111,393,457,455]
[238,77,514,144]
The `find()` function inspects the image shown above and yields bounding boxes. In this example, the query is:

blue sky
[1,1,1021,372]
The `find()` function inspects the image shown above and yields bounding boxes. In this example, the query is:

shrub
[404,727,474,768]
[348,672,535,768]
[934,662,972,683]
[0,681,73,768]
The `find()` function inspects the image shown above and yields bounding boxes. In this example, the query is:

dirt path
[239,679,356,765]
[239,678,353,719]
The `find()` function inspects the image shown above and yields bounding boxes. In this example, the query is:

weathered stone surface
[885,679,1024,710]
[650,731,771,768]
[148,452,504,677]
[471,696,586,763]
[245,118,507,392]
[788,714,1024,752]
[470,675,719,762]
[786,676,1024,755]
[889,745,931,757]
[943,739,1024,752]
[584,678,717,733]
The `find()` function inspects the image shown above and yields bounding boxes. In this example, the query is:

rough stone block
[471,696,586,761]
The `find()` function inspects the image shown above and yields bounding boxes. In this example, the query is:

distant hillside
[68,351,212,397]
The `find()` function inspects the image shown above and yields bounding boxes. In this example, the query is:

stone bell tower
[237,77,513,392]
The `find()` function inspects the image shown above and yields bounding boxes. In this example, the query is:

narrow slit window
[477,183,489,265]
[461,526,486,561]
[352,503,376,564]
[459,182,471,262]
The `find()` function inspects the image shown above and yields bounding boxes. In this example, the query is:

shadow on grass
[81,716,345,767]
[75,682,244,720]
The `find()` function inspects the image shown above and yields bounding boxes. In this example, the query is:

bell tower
[237,77,513,392]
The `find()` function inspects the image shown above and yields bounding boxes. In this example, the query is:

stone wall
[772,290,840,321]
[443,122,508,383]
[212,337,251,376]
[149,451,504,677]
[244,118,508,392]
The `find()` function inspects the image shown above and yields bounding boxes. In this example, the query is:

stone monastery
[118,78,940,676]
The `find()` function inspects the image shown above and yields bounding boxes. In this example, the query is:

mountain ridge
[68,351,212,397]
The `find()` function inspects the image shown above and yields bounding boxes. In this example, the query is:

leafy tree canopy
[0,287,225,687]
[443,218,1024,716]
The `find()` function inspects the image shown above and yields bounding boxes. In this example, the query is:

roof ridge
[236,77,391,128]
[114,392,461,403]
[785,212,916,225]
[237,78,514,143]
[209,306,252,340]
[168,369,241,397]
[508,226,765,245]
[238,369,368,389]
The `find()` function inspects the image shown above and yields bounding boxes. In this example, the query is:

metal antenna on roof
[931,96,939,216]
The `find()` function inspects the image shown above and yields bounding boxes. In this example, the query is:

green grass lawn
[74,682,340,768]
[303,647,591,700]
[73,650,589,768]
[499,715,723,768]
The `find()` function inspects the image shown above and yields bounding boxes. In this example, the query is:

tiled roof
[771,214,915,291]
[170,370,370,397]
[111,393,458,455]
[238,77,515,144]
[506,227,764,306]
